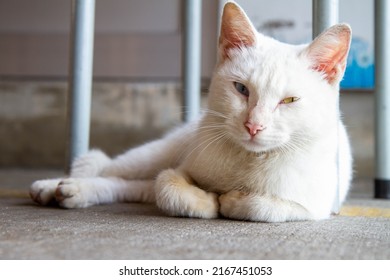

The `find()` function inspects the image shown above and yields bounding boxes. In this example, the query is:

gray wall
[0,0,374,80]
[0,0,218,79]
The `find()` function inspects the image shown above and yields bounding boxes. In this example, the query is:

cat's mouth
[239,134,286,154]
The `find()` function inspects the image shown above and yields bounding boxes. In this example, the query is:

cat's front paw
[55,178,90,208]
[218,190,246,219]
[155,169,220,219]
[30,179,61,205]
[219,191,314,222]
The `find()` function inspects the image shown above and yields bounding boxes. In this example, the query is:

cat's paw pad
[55,178,90,208]
[30,179,61,205]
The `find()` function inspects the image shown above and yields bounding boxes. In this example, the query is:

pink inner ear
[219,3,256,60]
[220,28,255,59]
[313,45,348,83]
[306,24,351,84]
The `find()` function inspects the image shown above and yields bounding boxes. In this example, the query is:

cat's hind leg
[101,122,197,180]
[70,149,111,177]
[155,169,219,219]
[219,190,314,222]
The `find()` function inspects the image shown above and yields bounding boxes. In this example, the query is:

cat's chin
[240,139,276,154]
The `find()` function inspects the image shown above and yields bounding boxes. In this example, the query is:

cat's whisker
[198,123,225,129]
[183,129,229,164]
[197,129,224,137]
[179,131,223,163]
[190,131,230,168]
[201,108,229,120]
[276,133,314,156]
[198,126,225,133]
[214,132,233,159]
[171,137,196,166]
[172,126,223,165]
[174,125,226,163]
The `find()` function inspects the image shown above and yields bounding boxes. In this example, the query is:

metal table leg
[374,0,390,199]
[182,0,202,122]
[67,0,95,171]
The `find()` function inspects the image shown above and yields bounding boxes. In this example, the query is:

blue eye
[234,82,249,97]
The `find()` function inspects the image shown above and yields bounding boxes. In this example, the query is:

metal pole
[312,0,339,38]
[182,0,202,122]
[67,0,95,171]
[312,0,341,211]
[374,0,390,199]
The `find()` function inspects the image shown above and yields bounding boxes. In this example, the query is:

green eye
[234,82,249,97]
[280,97,300,104]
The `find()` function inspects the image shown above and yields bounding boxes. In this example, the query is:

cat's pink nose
[245,122,266,136]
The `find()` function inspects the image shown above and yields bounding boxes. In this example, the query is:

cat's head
[207,2,351,154]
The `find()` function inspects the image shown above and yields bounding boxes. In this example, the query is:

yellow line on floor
[340,206,390,218]
[0,189,30,198]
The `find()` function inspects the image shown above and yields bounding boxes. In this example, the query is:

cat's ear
[302,24,351,85]
[218,2,257,61]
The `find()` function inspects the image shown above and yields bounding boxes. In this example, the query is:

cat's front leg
[56,177,156,208]
[219,190,313,222]
[155,169,219,219]
[31,177,155,208]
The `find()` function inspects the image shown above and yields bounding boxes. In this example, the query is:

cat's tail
[70,149,112,178]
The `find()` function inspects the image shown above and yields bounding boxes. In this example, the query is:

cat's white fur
[30,2,353,222]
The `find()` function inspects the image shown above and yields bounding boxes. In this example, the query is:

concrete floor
[0,169,389,260]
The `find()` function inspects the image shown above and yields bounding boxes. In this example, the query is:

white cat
[30,2,353,222]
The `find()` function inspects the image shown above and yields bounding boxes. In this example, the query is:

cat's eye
[280,97,300,104]
[233,82,249,97]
